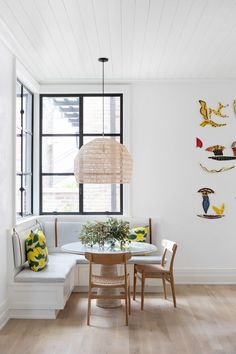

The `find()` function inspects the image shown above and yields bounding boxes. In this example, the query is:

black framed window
[16,80,33,217]
[40,94,123,214]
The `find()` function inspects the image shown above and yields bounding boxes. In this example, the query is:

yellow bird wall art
[199,100,228,127]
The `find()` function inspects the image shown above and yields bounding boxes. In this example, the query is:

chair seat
[133,239,177,310]
[129,255,162,264]
[136,264,168,274]
[91,274,127,287]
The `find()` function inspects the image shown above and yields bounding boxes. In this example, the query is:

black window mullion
[118,95,122,213]
[120,94,123,144]
[39,94,43,214]
[31,93,34,215]
[79,95,83,214]
[20,83,24,216]
[42,173,74,176]
[17,172,33,176]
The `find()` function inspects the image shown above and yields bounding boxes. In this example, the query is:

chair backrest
[85,252,132,265]
[161,239,177,272]
[85,253,131,285]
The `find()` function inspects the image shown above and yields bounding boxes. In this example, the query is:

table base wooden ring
[96,264,122,308]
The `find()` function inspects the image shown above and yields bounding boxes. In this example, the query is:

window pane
[83,136,120,145]
[23,87,32,132]
[22,132,32,174]
[16,133,21,173]
[42,176,79,212]
[83,96,120,134]
[42,136,79,173]
[42,97,80,134]
[83,184,120,212]
[23,174,32,215]
[16,81,21,129]
[16,176,21,215]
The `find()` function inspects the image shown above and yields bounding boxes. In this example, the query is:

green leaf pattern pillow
[128,226,149,242]
[25,229,49,272]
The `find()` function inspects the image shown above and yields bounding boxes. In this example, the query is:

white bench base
[8,309,60,320]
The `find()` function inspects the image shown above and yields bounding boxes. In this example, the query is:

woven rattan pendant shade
[74,138,132,184]
[74,57,132,184]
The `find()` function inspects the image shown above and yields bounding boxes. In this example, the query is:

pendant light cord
[102,60,104,137]
[98,58,108,137]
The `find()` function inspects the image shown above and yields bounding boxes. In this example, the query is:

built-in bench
[8,216,161,319]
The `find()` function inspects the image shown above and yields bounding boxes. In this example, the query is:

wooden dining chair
[85,252,132,326]
[133,239,177,310]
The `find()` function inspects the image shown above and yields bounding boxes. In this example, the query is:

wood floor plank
[0,286,236,354]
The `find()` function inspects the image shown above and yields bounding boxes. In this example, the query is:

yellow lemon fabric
[128,226,149,242]
[25,229,49,272]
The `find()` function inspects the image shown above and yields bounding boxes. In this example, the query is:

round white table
[61,241,157,308]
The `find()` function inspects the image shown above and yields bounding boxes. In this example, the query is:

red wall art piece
[199,100,228,127]
[197,187,225,219]
[233,100,236,115]
[196,137,203,148]
[231,141,236,156]
[206,143,236,160]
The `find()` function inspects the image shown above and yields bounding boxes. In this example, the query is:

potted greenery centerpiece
[79,218,130,250]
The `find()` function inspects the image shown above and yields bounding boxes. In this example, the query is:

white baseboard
[175,268,236,284]
[73,285,163,293]
[75,268,236,291]
[0,299,9,330]
[9,309,59,319]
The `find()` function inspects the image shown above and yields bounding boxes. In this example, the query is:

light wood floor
[1,285,236,354]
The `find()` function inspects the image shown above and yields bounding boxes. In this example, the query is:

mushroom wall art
[196,138,235,173]
[196,99,233,219]
[197,188,225,219]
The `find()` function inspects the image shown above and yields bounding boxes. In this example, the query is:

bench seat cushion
[55,251,88,264]
[74,255,88,264]
[128,255,162,265]
[15,254,76,283]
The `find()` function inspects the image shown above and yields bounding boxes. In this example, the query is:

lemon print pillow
[128,226,149,242]
[25,229,49,272]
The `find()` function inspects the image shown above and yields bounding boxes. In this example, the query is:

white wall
[0,39,14,327]
[131,81,236,281]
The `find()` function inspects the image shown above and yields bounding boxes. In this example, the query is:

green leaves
[128,233,136,240]
[79,218,130,248]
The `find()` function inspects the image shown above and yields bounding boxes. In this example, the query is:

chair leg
[162,276,167,299]
[133,265,137,300]
[125,289,129,326]
[87,295,91,325]
[141,272,145,310]
[128,284,131,315]
[170,275,177,308]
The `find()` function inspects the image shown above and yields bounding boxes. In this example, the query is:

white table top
[61,241,157,255]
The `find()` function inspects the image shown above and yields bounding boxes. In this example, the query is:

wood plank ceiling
[0,0,236,83]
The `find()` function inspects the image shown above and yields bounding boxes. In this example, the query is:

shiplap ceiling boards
[0,0,236,83]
